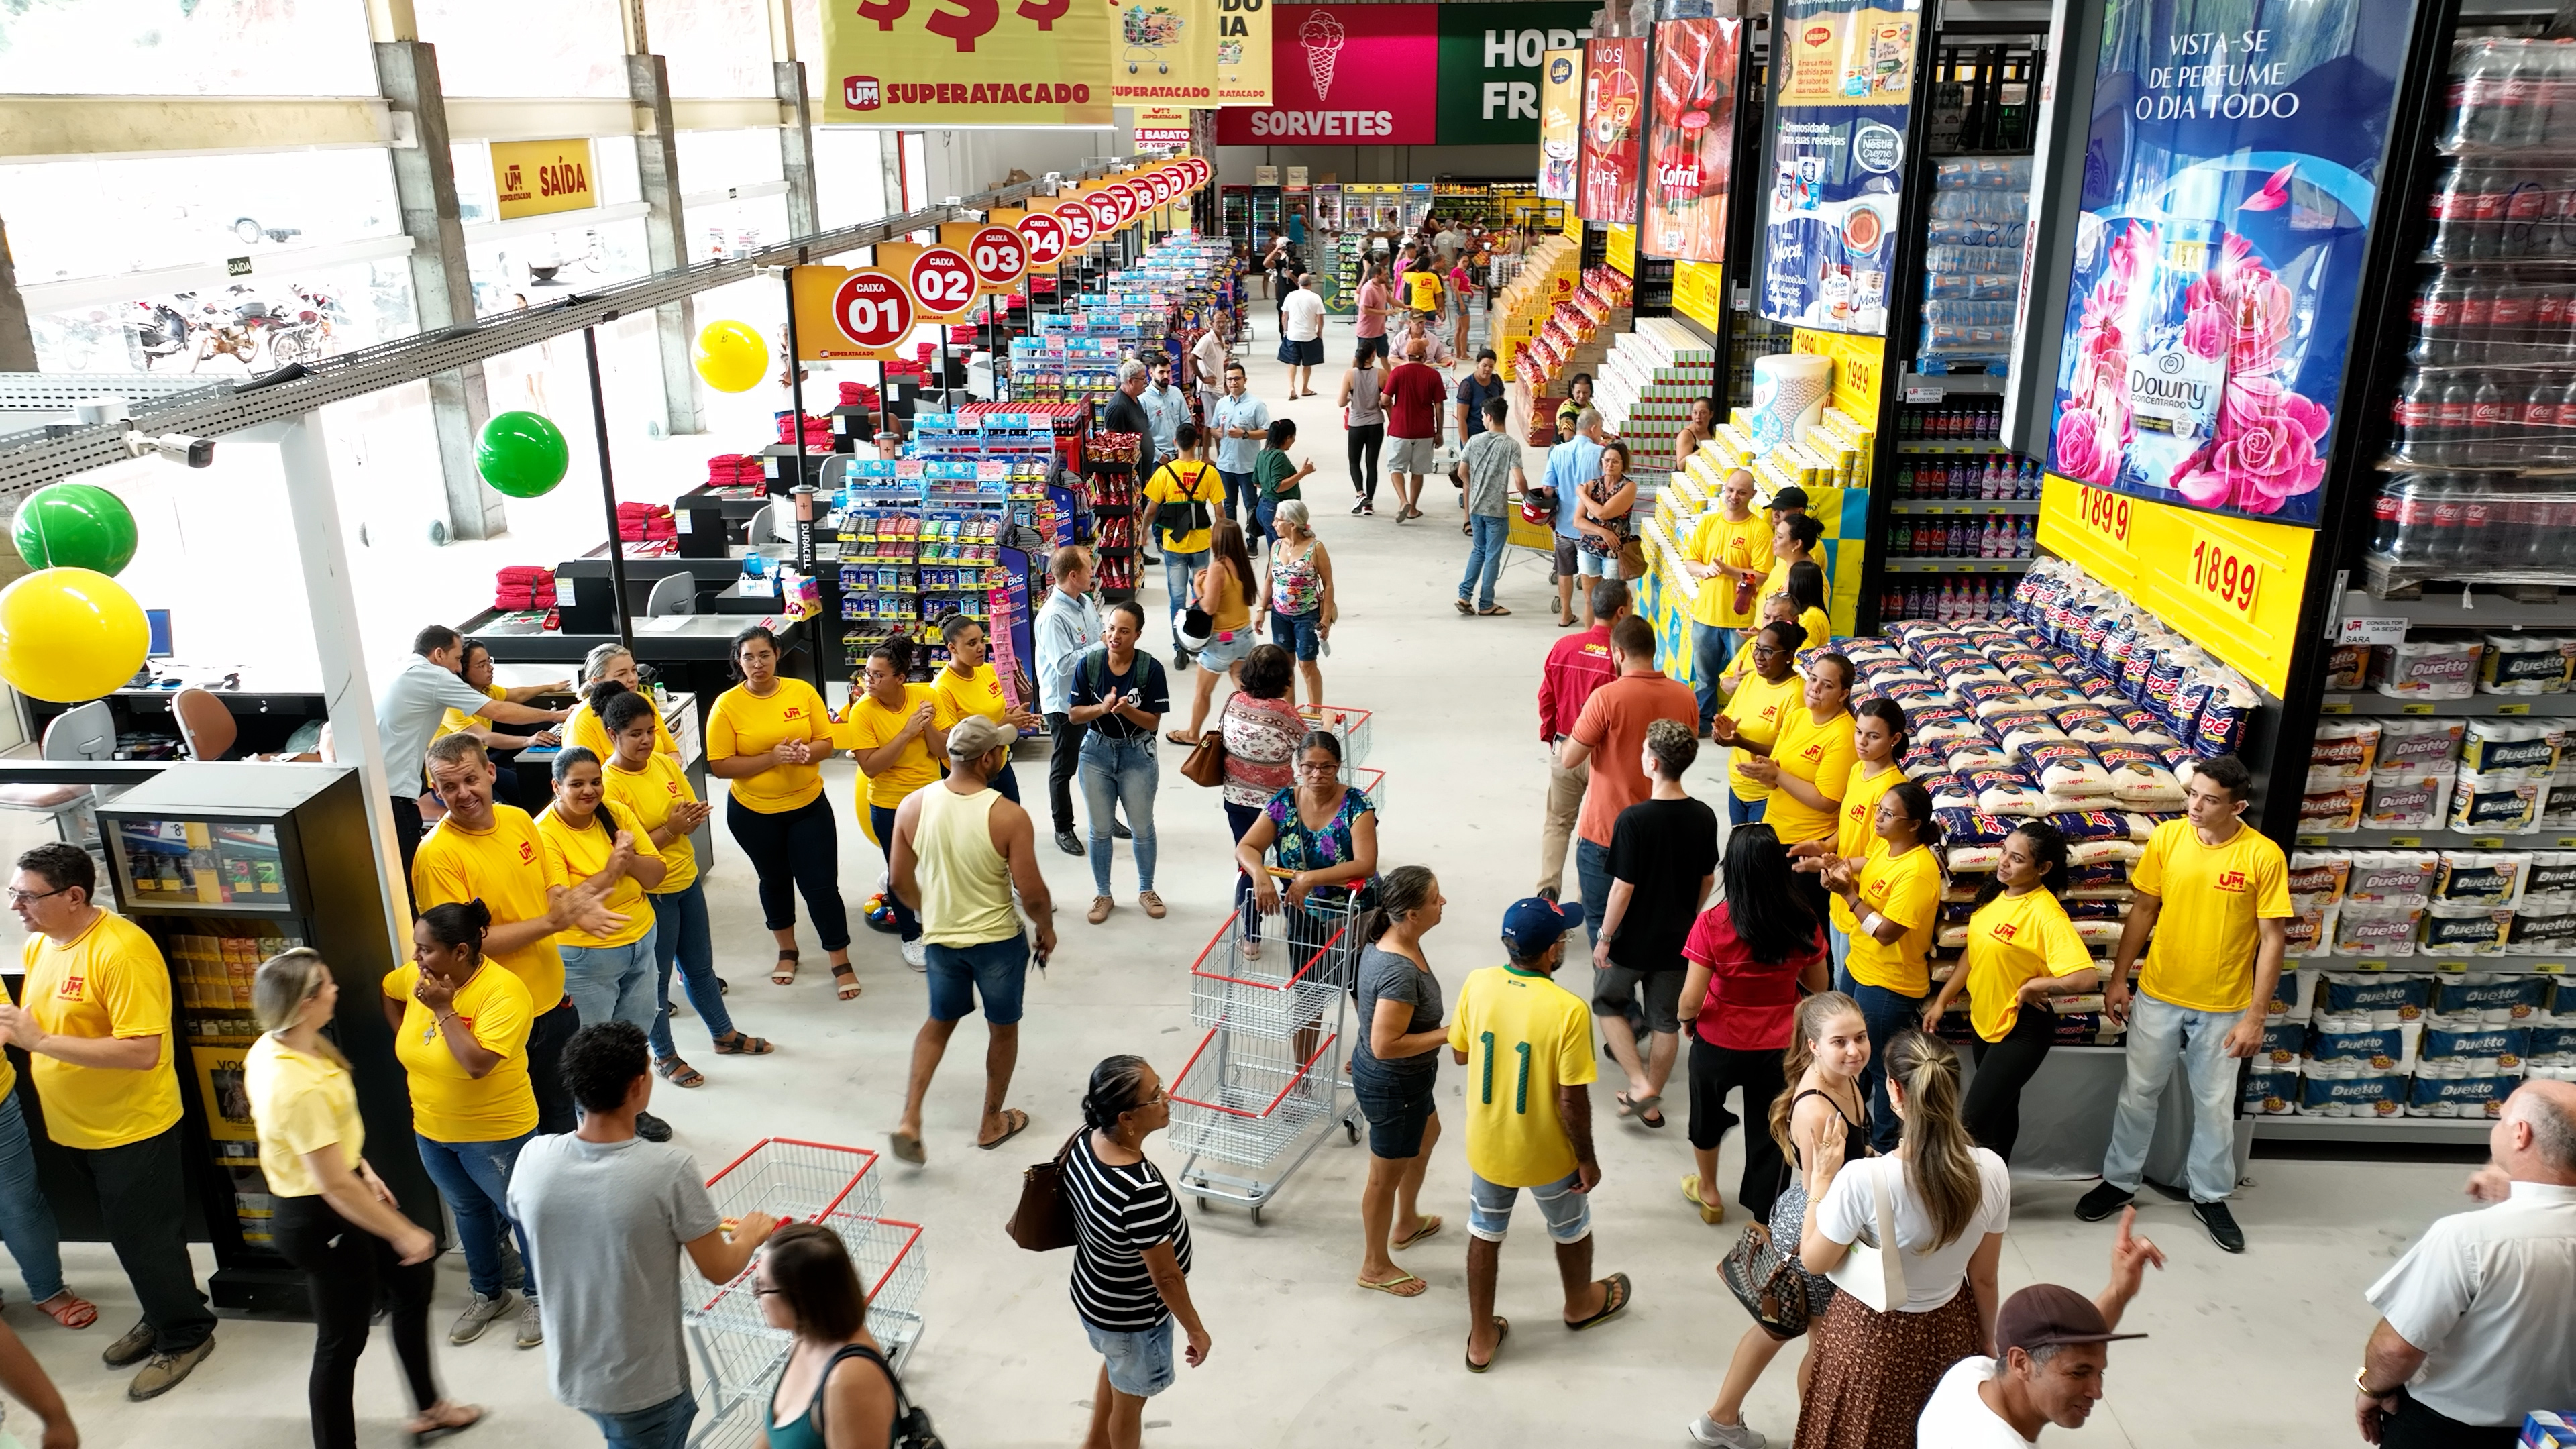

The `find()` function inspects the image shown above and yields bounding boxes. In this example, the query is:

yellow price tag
[2295,835,2328,847]
[2473,837,2505,849]
[2388,836,2423,847]
[2320,700,2353,716]
[2402,703,2434,716]
[2074,484,2131,547]
[2353,960,2388,972]
[2537,962,2567,974]
[2498,702,2532,716]
[2186,528,2263,619]
[2435,960,2469,973]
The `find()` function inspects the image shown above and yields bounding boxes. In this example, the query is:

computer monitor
[146,609,173,659]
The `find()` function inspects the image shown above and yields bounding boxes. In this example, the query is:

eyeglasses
[1751,645,1784,659]
[1297,760,1340,774]
[752,1285,784,1297]
[6,885,66,906]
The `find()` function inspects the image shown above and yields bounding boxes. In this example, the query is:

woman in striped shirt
[1065,1055,1210,1449]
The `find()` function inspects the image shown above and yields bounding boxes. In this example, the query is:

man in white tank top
[885,717,1056,1165]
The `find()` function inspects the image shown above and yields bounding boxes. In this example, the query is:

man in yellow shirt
[417,734,627,1137]
[1142,424,1227,665]
[2081,755,2289,1254]
[1678,469,1774,731]
[1448,898,1629,1371]
[0,843,216,1397]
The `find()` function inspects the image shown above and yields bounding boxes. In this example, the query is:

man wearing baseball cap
[1917,1208,2164,1447]
[1766,484,1810,520]
[1448,897,1630,1373]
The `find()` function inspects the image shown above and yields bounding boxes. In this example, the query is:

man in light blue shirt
[1141,356,1190,470]
[1033,547,1111,855]
[1208,360,1270,537]
[1541,409,1607,628]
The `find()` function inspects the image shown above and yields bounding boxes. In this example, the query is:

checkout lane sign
[790,265,917,361]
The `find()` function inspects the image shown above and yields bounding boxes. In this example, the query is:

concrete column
[0,218,36,373]
[777,62,820,237]
[627,51,704,436]
[372,39,506,539]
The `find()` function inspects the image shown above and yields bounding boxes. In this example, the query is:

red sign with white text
[1216,5,1439,145]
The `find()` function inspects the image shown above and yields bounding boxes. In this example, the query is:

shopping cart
[1344,764,1386,814]
[1296,704,1375,770]
[682,1139,929,1448]
[1169,880,1364,1223]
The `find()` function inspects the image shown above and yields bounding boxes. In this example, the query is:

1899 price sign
[2075,484,2130,545]
[2188,532,2262,617]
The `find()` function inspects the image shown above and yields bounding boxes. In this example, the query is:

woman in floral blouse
[1218,645,1309,955]
[1231,730,1379,988]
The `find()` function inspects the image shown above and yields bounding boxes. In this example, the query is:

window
[0,0,376,96]
[0,151,400,283]
[645,0,775,97]
[413,0,627,98]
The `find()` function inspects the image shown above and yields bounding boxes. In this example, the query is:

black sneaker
[2193,1199,2246,1253]
[636,1111,674,1144]
[2141,1176,2192,1203]
[1112,820,1133,840]
[1055,828,1083,856]
[2074,1182,2133,1222]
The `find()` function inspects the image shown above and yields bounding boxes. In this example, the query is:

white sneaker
[902,939,926,971]
[1688,1415,1766,1449]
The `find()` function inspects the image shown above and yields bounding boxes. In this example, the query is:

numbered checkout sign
[790,265,916,361]
[1012,209,1068,272]
[881,243,979,320]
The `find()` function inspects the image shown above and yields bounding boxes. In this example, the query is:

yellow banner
[1562,209,1585,244]
[1672,260,1725,332]
[1133,104,1195,148]
[822,0,1111,125]
[1605,223,1636,277]
[1216,0,1272,105]
[1115,1,1217,105]
[490,138,596,221]
[1790,327,1883,422]
[2037,474,2313,696]
[792,265,919,362]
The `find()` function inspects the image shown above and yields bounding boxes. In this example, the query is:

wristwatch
[2355,1367,2396,1397]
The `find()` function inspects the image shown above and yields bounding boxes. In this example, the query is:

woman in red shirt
[1678,822,1827,1226]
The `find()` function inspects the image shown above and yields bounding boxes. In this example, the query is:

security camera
[125,431,216,468]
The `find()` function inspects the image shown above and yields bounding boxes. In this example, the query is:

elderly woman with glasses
[1231,731,1380,993]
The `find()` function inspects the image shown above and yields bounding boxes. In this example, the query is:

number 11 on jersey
[1477,1030,1532,1114]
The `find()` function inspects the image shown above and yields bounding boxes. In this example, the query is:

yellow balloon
[694,320,767,394]
[0,567,148,703]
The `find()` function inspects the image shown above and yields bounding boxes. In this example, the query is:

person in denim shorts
[1448,898,1634,1371]
[1259,498,1334,707]
[1350,867,1450,1300]
[1065,1057,1210,1446]
[884,717,1055,1167]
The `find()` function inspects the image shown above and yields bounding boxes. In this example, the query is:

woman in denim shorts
[1063,1057,1211,1447]
[1349,867,1450,1299]
[1259,498,1334,708]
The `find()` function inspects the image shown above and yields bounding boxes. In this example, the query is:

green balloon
[476,411,570,499]
[13,483,138,577]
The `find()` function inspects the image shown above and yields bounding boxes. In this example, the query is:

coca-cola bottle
[2393,368,2446,462]
[2504,170,2551,256]
[2461,486,2499,571]
[2544,43,2576,151]
[2374,478,2433,565]
[2519,376,2557,462]
[2493,280,2538,359]
[2410,271,2465,364]
[2457,270,2498,362]
[2467,166,2514,261]
[2429,481,2469,566]
[2496,42,2548,150]
[2439,40,2504,152]
[2426,160,2480,261]
[2471,372,2514,458]
[2437,372,2479,465]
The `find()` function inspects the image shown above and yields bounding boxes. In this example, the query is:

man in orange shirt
[1536,580,1631,900]
[1558,616,1698,949]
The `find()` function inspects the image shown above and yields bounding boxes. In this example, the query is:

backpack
[1150,460,1216,538]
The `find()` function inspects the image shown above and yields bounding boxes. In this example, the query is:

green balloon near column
[476,411,570,498]
[12,482,138,576]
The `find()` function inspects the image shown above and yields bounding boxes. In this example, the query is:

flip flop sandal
[977,1108,1032,1151]
[1614,1092,1638,1118]
[655,1057,706,1089]
[1477,605,1512,616]
[770,950,798,987]
[1464,1316,1509,1373]
[831,964,861,1002]
[1455,598,1473,615]
[1631,1094,1667,1129]
[1356,1271,1428,1298]
[888,1130,926,1165]
[35,1291,95,1330]
[1166,731,1201,745]
[712,1031,775,1055]
[1565,1273,1632,1331]
[1392,1215,1442,1250]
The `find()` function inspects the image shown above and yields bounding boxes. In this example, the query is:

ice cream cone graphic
[1300,10,1346,99]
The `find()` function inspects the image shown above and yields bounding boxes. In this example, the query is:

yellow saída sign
[822,0,1112,125]
[2037,472,2314,696]
[490,139,596,221]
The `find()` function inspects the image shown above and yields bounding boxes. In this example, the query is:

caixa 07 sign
[823,0,1112,125]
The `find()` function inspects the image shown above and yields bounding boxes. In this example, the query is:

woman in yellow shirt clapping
[537,748,672,1139]
[707,625,851,996]
[1817,781,1943,1152]
[837,635,957,972]
[931,615,1043,806]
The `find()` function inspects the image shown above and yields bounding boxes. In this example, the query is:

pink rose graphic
[2053,405,2121,486]
[2182,299,2228,360]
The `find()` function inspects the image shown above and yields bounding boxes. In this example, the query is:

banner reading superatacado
[823,0,1112,125]
[1115,0,1218,105]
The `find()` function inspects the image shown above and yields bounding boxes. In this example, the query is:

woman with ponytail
[1921,822,2100,1163]
[1349,866,1449,1298]
[1691,991,1872,1449]
[1677,824,1825,1227]
[1817,780,1944,1151]
[1063,1055,1210,1449]
[1826,698,1909,992]
[1792,1029,2008,1449]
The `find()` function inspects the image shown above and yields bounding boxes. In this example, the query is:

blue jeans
[1574,836,1613,946]
[1466,1169,1591,1244]
[563,930,660,1038]
[585,1388,698,1449]
[925,932,1030,1024]
[1727,790,1768,828]
[869,803,922,942]
[1254,494,1279,547]
[1270,608,1321,661]
[1085,1316,1176,1397]
[1828,924,1854,998]
[647,879,733,1059]
[1218,469,1254,530]
[0,1091,65,1302]
[1163,547,1210,646]
[2100,991,2246,1203]
[1460,513,1507,610]
[1852,981,1926,1152]
[1080,733,1159,895]
[1692,621,1737,729]
[415,1130,537,1299]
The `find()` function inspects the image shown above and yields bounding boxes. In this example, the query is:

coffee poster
[1577,36,1646,224]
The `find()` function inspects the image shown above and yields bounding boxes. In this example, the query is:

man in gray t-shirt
[509,1022,778,1446]
[1456,396,1527,616]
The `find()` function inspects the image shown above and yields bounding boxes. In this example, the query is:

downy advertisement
[2047,0,2413,527]
[1757,0,1919,333]
[1578,36,1647,224]
[1642,17,1740,262]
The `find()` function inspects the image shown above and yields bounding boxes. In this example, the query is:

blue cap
[1500,897,1585,955]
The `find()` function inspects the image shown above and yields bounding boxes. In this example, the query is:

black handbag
[1718,1221,1812,1339]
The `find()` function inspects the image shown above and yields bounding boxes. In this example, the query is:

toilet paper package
[2376,717,2467,771]
[2308,720,2383,780]
[2241,1066,2299,1114]
[2450,769,2551,835]
[2288,850,2353,905]
[2297,1063,2406,1117]
[2508,909,2576,954]
[2435,852,2530,905]
[2461,720,2564,777]
[2404,1063,2520,1117]
[2521,852,2576,908]
[2422,906,2514,956]
[2476,632,2574,694]
[2286,903,2338,959]
[2345,851,2441,906]
[2376,640,2483,700]
[2525,1022,2576,1066]
[2434,972,2551,1022]
[2301,774,2370,833]
[2363,769,2455,832]
[2319,973,2433,1022]
[2261,1018,2308,1066]
[2307,1015,2410,1067]
[2418,1016,2529,1069]
[2333,904,2425,957]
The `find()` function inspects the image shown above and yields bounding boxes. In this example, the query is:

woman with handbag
[756,1222,902,1447]
[1211,645,1307,956]
[1791,1030,2009,1449]
[1574,441,1638,592]
[1065,1056,1210,1449]
[1678,824,1827,1228]
[1168,519,1257,747]
[1696,991,1874,1449]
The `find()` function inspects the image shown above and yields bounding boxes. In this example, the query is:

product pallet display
[1508,265,1637,445]
[1914,157,2032,375]
[1492,233,1580,393]
[1594,318,1716,493]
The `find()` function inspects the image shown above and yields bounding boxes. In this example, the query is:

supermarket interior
[3,0,2576,1447]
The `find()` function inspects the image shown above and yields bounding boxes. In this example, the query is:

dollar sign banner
[824,0,1111,123]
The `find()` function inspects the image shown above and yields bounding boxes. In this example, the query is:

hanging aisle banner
[1578,36,1646,223]
[1216,0,1273,104]
[792,265,918,361]
[1217,5,1439,144]
[1436,3,1595,146]
[1116,0,1218,105]
[822,0,1112,125]
[1758,0,1919,333]
[2045,0,2412,527]
[1132,105,1195,149]
[1538,47,1582,201]
[878,241,980,319]
[943,221,1027,295]
[1642,17,1739,262]
[993,206,1069,272]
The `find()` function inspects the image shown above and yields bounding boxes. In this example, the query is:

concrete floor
[19,305,2487,1448]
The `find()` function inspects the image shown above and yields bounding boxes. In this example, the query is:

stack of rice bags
[2012,557,2261,764]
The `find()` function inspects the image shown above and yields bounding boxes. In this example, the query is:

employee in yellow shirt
[706,624,852,998]
[602,690,771,1089]
[1823,698,1910,991]
[1763,510,1825,607]
[839,635,957,971]
[1782,561,1832,657]
[417,733,625,1138]
[1678,469,1774,731]
[380,900,545,1350]
[1732,651,1856,933]
[1403,262,1444,320]
[249,947,480,1445]
[1141,424,1228,661]
[537,747,673,1148]
[1816,782,1943,1152]
[2082,754,2288,1253]
[1708,619,1809,828]
[932,614,1044,806]
[564,643,678,761]
[1919,822,2101,1164]
[0,843,215,1397]
[1446,897,1627,1371]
